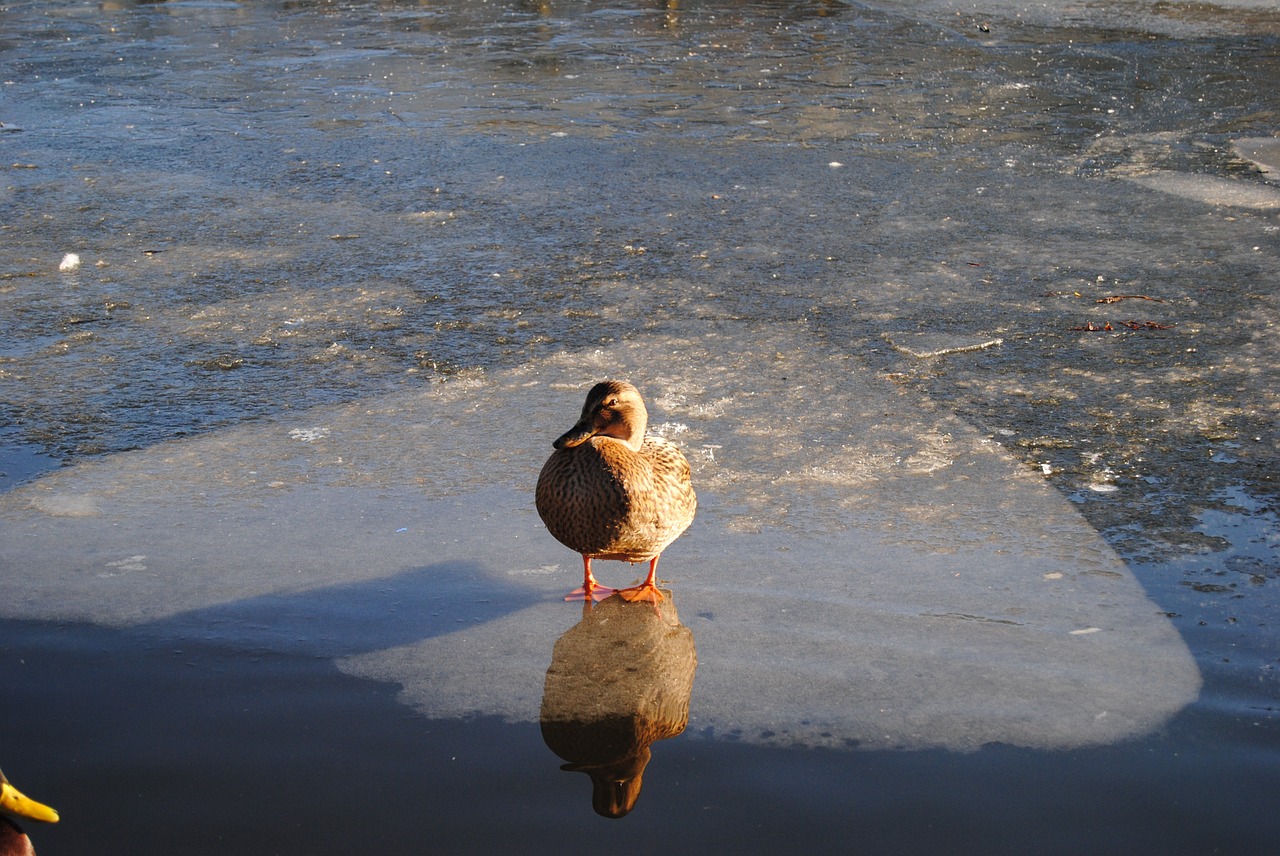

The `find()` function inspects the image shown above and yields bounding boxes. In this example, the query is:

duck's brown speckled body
[536,381,696,603]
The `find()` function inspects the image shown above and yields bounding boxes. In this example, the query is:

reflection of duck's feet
[564,582,616,602]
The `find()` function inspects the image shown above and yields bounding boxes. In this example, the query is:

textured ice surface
[0,335,1199,752]
[1,2,1275,851]
[1126,170,1280,210]
[1232,136,1280,177]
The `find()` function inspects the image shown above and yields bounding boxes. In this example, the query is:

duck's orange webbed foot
[617,582,666,605]
[565,556,615,602]
[617,555,666,605]
[564,582,616,602]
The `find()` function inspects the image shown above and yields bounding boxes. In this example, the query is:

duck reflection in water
[540,594,697,818]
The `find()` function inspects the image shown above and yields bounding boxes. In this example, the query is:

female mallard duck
[536,381,696,603]
[0,769,58,856]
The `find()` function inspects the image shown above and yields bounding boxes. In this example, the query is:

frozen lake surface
[1,0,1277,853]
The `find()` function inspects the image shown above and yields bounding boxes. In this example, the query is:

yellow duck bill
[0,777,59,825]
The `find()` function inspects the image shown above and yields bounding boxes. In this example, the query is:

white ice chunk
[0,337,1199,753]
[1127,169,1280,210]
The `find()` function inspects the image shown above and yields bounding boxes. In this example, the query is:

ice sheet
[0,336,1200,753]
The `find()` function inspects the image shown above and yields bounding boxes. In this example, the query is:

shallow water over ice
[2,0,1278,853]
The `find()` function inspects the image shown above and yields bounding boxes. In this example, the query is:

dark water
[2,0,1278,853]
[1,617,1273,855]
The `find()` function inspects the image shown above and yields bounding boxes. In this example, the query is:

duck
[0,769,58,856]
[536,380,697,604]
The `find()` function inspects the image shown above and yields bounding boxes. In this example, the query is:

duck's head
[553,380,649,453]
[0,769,58,856]
[571,749,650,819]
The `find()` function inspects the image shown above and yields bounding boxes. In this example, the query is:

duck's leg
[565,554,615,602]
[619,555,666,604]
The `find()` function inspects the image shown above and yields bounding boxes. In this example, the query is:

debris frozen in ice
[508,565,561,577]
[885,331,1004,359]
[648,421,689,439]
[31,493,100,517]
[103,555,148,574]
[288,427,330,443]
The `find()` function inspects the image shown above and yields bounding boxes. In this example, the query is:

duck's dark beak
[553,421,596,450]
[0,778,59,825]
